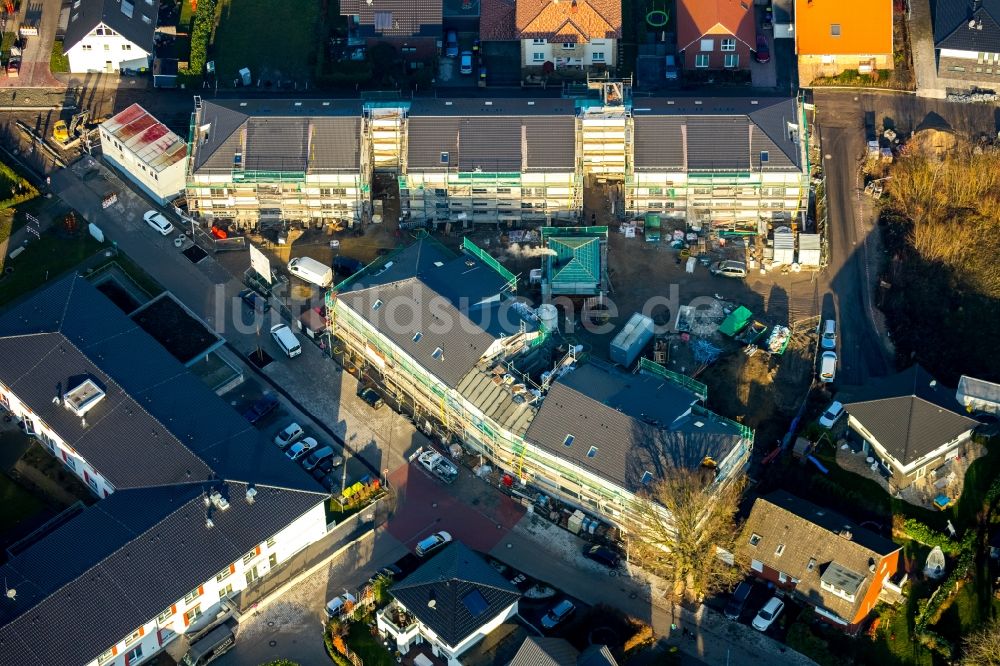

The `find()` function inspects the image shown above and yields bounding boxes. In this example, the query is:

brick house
[677,0,756,71]
[514,0,621,70]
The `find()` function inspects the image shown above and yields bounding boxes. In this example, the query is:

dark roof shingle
[64,0,160,51]
[935,0,1000,51]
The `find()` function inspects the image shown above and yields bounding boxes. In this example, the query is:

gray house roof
[843,365,978,467]
[508,637,619,666]
[525,363,745,492]
[934,0,1000,52]
[392,542,520,649]
[0,482,323,666]
[64,0,160,52]
[0,274,322,492]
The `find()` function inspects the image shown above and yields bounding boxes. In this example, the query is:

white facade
[65,22,151,73]
[100,105,188,206]
[522,38,616,67]
[82,502,328,666]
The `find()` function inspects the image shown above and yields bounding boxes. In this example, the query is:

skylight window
[749,533,761,546]
[830,23,840,36]
[775,543,785,557]
[412,332,422,342]
[372,299,383,311]
[121,0,134,18]
[641,471,654,484]
[461,589,489,617]
[563,434,574,447]
[760,150,769,163]
[807,558,817,571]
[440,152,450,164]
[432,347,443,360]
[587,446,598,458]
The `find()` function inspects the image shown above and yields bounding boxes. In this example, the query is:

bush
[786,622,837,666]
[0,161,38,210]
[324,625,352,666]
[186,0,217,76]
[895,517,960,553]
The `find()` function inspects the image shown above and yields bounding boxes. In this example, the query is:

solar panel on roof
[462,589,489,617]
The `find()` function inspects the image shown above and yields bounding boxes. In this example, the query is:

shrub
[323,625,352,666]
[895,517,960,553]
[186,0,217,77]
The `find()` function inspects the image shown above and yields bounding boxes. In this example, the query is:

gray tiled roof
[457,367,539,438]
[739,491,901,624]
[508,637,580,666]
[523,116,576,169]
[0,482,323,666]
[685,116,751,171]
[577,645,619,666]
[64,0,160,52]
[392,542,520,648]
[0,274,323,493]
[843,365,977,467]
[525,363,744,492]
[633,116,686,170]
[935,0,1000,51]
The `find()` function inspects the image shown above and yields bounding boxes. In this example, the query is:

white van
[270,324,302,358]
[287,256,333,288]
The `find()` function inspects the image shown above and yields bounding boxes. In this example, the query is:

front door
[105,61,113,73]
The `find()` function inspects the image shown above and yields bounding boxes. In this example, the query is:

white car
[285,436,318,461]
[819,400,844,428]
[752,596,784,632]
[143,210,174,236]
[821,319,837,350]
[415,531,452,557]
[819,351,837,383]
[325,592,357,619]
[274,422,304,448]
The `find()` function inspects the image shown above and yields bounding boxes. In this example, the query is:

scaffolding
[462,237,517,292]
[637,357,708,402]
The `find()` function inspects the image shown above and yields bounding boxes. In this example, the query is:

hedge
[186,0,217,77]
[896,517,960,554]
[0,161,38,210]
[323,628,352,666]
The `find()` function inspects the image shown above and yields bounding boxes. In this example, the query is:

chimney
[571,0,578,11]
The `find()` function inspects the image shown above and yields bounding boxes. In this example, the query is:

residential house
[100,103,187,205]
[481,0,518,41]
[0,275,329,666]
[740,491,903,632]
[63,0,160,73]
[515,0,621,70]
[677,0,756,71]
[843,365,980,491]
[339,0,442,58]
[377,542,521,664]
[793,0,893,85]
[934,0,1000,87]
[508,637,618,665]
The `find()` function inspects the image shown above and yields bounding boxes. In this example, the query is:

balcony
[377,601,419,640]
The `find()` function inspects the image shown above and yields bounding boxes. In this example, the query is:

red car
[754,35,770,64]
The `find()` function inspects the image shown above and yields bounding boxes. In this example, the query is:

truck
[418,450,458,484]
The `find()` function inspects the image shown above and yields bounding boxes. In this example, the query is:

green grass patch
[212,0,320,84]
[0,231,104,307]
[860,603,934,666]
[345,621,396,666]
[0,32,14,61]
[178,0,196,31]
[50,39,69,73]
[0,472,45,535]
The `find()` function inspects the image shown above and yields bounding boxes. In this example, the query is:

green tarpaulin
[719,306,753,337]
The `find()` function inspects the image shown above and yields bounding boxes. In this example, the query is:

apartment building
[0,275,328,666]
[187,99,368,229]
[63,0,159,73]
[100,103,187,205]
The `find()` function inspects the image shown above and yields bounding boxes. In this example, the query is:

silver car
[710,260,748,278]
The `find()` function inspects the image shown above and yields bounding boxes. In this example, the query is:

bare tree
[964,619,1000,665]
[627,468,745,603]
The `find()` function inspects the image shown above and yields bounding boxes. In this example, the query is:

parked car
[143,210,174,235]
[445,30,459,58]
[303,446,336,471]
[821,319,837,350]
[752,596,784,631]
[819,400,845,428]
[710,260,748,278]
[664,54,679,80]
[724,581,754,620]
[239,288,271,313]
[754,34,770,63]
[460,51,473,75]
[325,593,357,619]
[274,422,304,448]
[333,255,364,277]
[359,388,385,410]
[271,323,302,358]
[415,531,452,557]
[582,544,620,569]
[820,351,838,383]
[540,599,576,630]
[286,436,318,461]
[242,394,279,425]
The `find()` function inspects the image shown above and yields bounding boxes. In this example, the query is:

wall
[100,130,186,205]
[681,34,752,70]
[850,551,899,627]
[66,24,150,73]
[520,38,615,67]
[797,53,893,85]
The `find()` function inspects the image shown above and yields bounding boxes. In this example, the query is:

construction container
[568,510,585,535]
[772,230,795,265]
[797,233,821,266]
[610,313,655,368]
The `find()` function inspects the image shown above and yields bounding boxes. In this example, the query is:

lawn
[345,621,395,666]
[0,231,104,307]
[211,0,321,86]
[50,39,69,73]
[0,472,45,536]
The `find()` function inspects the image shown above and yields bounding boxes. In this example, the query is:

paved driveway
[909,0,947,98]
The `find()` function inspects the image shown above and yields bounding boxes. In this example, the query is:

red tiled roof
[677,0,756,51]
[481,0,517,40]
[516,0,621,42]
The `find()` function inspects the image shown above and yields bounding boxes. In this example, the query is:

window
[87,477,99,494]
[126,645,143,664]
[724,53,738,68]
[778,572,788,583]
[183,587,201,603]
[587,446,598,458]
[432,347,444,360]
[156,607,173,624]
[183,605,202,625]
[775,543,785,557]
[751,559,763,572]
[104,44,110,51]
[830,23,840,36]
[760,150,769,163]
[562,42,574,50]
[97,648,115,665]
[125,627,144,647]
[532,38,545,45]
[641,471,654,484]
[563,434,574,447]
[0,392,8,409]
[216,565,233,582]
[807,558,817,571]
[141,14,151,23]
[219,583,234,598]
[695,54,709,68]
[821,55,835,65]
[748,533,761,546]
[700,39,714,52]
[721,38,735,52]
[372,299,383,311]
[243,546,260,565]
[122,44,131,51]
[533,52,545,62]
[592,51,605,62]
[82,44,92,51]
[21,416,35,435]
[412,332,422,342]
[440,152,449,164]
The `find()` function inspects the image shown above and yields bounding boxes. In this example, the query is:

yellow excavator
[51,120,69,144]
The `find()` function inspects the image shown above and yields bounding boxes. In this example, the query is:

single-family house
[508,636,618,665]
[793,0,893,85]
[63,0,160,73]
[934,0,1000,86]
[676,0,756,71]
[740,491,903,632]
[515,0,622,70]
[100,103,187,205]
[377,542,521,664]
[843,365,979,491]
[339,0,442,59]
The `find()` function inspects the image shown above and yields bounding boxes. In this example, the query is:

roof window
[775,543,785,557]
[440,152,449,164]
[372,299,383,311]
[121,0,134,18]
[749,533,761,546]
[807,558,817,571]
[587,446,598,458]
[563,434,574,447]
[432,347,443,360]
[760,150,769,163]
[641,471,654,484]
[830,23,841,36]
[412,332,422,342]
[461,589,489,617]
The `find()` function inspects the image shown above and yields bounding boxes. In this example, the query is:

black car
[333,255,364,277]
[242,394,279,425]
[359,388,385,410]
[582,544,620,569]
[724,581,754,620]
[239,288,271,313]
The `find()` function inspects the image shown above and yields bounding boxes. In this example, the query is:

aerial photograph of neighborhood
[2,0,1000,664]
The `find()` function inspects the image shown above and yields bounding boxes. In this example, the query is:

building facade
[794,0,894,85]
[100,103,187,205]
[677,0,756,71]
[63,0,159,73]
[515,0,621,70]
